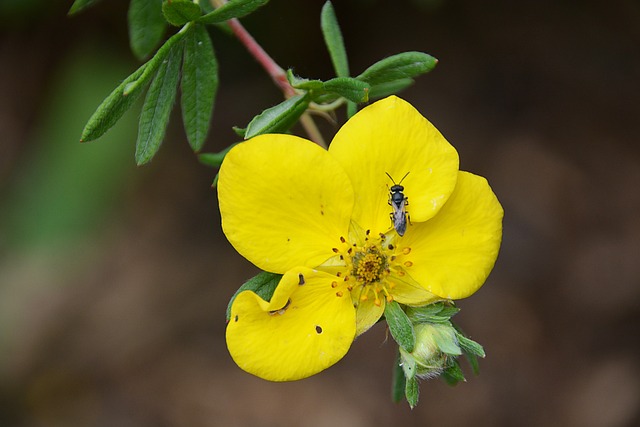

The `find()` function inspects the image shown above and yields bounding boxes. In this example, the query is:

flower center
[352,246,387,284]
[326,230,415,307]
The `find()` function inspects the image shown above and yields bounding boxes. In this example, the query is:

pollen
[351,246,388,284]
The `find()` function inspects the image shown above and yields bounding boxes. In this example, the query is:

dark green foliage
[129,0,167,59]
[181,24,218,152]
[384,300,416,353]
[244,94,310,139]
[135,42,183,165]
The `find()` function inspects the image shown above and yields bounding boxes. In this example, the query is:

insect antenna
[385,171,410,184]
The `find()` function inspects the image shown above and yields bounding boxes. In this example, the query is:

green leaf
[391,350,407,404]
[232,126,246,138]
[123,29,188,96]
[181,23,218,152]
[128,0,168,60]
[225,271,282,321]
[80,26,189,142]
[384,301,416,353]
[80,64,149,142]
[135,42,183,165]
[244,94,310,139]
[198,0,269,25]
[368,77,415,99]
[320,1,349,78]
[197,143,237,168]
[287,69,324,90]
[68,0,102,15]
[405,376,419,409]
[357,51,438,86]
[323,77,369,103]
[162,0,202,26]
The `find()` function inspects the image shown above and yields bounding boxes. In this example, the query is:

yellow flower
[219,96,503,381]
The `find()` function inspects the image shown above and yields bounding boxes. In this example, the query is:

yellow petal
[328,96,459,236]
[352,292,385,336]
[218,134,354,273]
[226,267,356,381]
[386,273,441,306]
[400,171,503,299]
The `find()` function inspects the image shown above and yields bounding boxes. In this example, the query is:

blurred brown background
[1,0,639,426]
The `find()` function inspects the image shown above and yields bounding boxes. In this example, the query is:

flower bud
[399,323,461,379]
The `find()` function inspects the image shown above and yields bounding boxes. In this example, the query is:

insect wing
[391,203,408,236]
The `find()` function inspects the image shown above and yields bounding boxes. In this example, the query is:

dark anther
[340,236,346,243]
[298,273,305,285]
[332,248,339,253]
[388,244,394,250]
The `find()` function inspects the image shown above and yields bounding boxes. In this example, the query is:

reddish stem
[226,18,296,97]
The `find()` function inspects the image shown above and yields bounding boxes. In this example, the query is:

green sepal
[441,360,466,386]
[384,300,416,353]
[431,324,462,356]
[68,0,101,15]
[406,301,460,324]
[368,77,414,99]
[405,376,419,409]
[198,0,269,25]
[135,41,183,165]
[181,23,218,152]
[464,351,481,375]
[454,327,485,375]
[197,143,237,168]
[391,349,407,404]
[357,51,437,86]
[225,271,282,321]
[399,347,417,380]
[162,0,202,26]
[320,1,349,78]
[128,0,167,60]
[244,94,310,139]
[455,331,485,358]
[322,77,369,103]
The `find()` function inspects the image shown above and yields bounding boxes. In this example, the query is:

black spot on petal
[315,325,323,334]
[298,273,305,285]
[234,315,239,322]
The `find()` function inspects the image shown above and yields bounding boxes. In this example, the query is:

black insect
[386,171,410,236]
